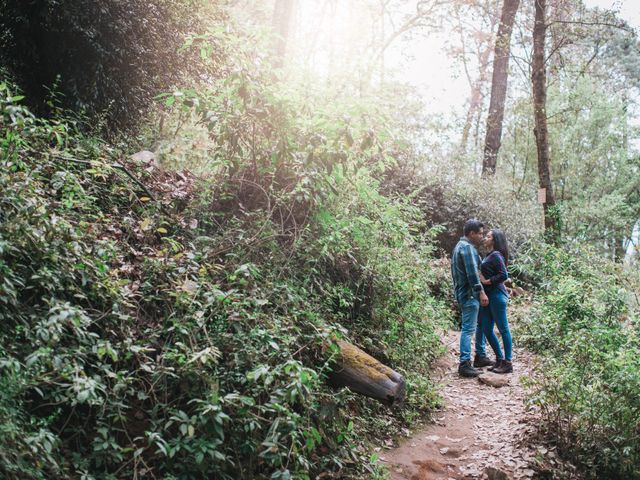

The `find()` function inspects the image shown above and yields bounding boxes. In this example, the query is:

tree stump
[328,340,406,407]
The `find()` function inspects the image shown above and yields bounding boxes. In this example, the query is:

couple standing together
[451,219,513,377]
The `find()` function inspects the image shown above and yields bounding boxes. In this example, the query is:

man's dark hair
[463,219,484,236]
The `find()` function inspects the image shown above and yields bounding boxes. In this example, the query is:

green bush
[516,242,640,479]
[0,0,222,127]
[380,160,542,256]
[1,42,449,478]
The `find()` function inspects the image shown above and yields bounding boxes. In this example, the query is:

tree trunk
[328,340,406,407]
[460,45,492,154]
[272,0,295,69]
[624,220,640,266]
[532,0,560,243]
[482,0,520,175]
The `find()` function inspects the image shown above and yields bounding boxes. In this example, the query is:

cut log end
[328,340,406,407]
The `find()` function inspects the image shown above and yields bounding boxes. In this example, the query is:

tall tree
[460,45,491,153]
[451,2,499,154]
[532,0,559,242]
[481,0,520,175]
[272,0,295,68]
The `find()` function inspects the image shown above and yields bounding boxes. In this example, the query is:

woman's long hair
[492,229,509,265]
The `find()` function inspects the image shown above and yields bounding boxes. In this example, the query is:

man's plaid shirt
[450,236,483,304]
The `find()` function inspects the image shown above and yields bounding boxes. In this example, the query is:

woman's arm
[488,252,508,285]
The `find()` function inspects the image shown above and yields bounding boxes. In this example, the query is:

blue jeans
[459,296,486,363]
[479,289,512,361]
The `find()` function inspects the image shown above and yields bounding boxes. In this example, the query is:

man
[451,219,493,377]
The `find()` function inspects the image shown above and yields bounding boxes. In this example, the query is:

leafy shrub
[0,0,222,127]
[1,34,450,478]
[380,160,542,257]
[515,242,640,479]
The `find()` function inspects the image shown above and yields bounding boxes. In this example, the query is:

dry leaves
[381,329,578,480]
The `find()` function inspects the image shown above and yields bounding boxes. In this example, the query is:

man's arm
[462,244,488,306]
[462,244,483,294]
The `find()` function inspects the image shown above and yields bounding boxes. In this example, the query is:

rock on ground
[478,372,510,388]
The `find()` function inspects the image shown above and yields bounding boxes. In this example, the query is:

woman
[478,229,513,374]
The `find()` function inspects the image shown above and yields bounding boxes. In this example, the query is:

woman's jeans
[479,289,512,361]
[459,296,486,363]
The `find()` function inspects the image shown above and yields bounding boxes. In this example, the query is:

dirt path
[380,331,553,480]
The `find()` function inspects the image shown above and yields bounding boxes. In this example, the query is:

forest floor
[378,330,571,480]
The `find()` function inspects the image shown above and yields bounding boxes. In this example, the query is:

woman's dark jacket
[480,251,509,297]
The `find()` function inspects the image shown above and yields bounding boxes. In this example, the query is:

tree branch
[51,155,159,202]
[547,19,632,32]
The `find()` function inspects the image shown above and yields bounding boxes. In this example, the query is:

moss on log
[328,340,406,407]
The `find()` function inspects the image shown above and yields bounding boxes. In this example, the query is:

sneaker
[458,360,480,378]
[493,360,513,374]
[473,355,493,368]
[488,359,503,372]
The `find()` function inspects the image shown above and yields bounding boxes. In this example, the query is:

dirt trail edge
[380,331,556,480]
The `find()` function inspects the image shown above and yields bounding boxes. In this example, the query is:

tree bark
[532,0,560,243]
[272,0,295,69]
[482,0,520,175]
[461,45,492,154]
[328,340,406,407]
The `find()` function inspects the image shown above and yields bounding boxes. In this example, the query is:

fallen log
[504,278,525,297]
[506,286,525,297]
[328,340,406,407]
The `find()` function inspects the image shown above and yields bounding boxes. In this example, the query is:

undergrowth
[0,51,450,479]
[515,242,640,479]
